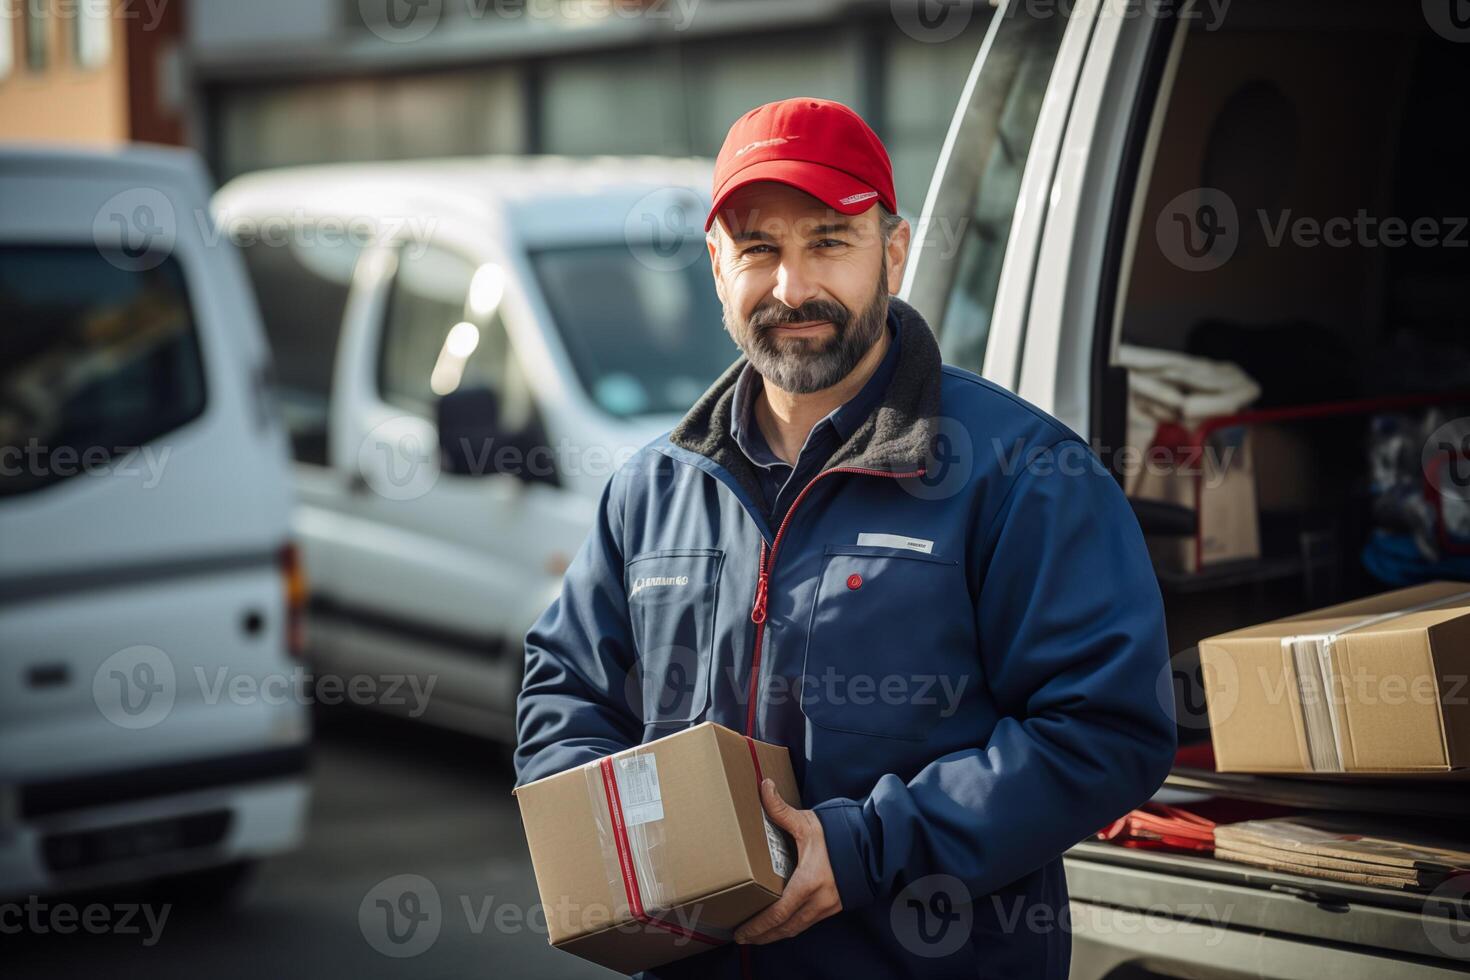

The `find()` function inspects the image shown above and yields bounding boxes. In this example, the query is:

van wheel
[152,859,259,908]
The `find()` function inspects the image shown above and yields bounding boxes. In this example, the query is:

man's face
[708,183,909,395]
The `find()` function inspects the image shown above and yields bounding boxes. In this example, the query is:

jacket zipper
[743,465,926,737]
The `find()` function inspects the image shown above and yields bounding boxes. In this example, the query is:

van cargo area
[1081,0,1470,975]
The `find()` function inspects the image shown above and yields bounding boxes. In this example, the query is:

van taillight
[280,543,308,658]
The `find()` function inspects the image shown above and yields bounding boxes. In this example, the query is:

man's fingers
[759,778,801,836]
[739,888,840,945]
[734,880,810,942]
[744,902,821,945]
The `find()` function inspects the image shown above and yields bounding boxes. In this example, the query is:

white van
[907,1,1470,976]
[212,157,732,742]
[0,146,310,900]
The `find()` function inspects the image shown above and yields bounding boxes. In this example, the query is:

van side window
[929,11,1070,373]
[0,245,207,497]
[377,243,543,471]
[235,224,361,467]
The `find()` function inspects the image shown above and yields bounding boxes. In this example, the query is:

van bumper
[0,746,310,898]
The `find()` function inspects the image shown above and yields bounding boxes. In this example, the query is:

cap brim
[705,159,887,232]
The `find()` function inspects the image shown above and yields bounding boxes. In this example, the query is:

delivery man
[515,98,1176,979]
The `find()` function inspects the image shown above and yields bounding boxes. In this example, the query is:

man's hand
[733,778,842,945]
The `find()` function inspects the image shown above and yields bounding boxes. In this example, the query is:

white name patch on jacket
[856,532,934,554]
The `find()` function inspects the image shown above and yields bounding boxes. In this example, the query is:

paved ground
[6,708,614,980]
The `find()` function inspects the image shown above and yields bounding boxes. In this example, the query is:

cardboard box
[513,723,799,974]
[1131,424,1260,574]
[1199,581,1470,773]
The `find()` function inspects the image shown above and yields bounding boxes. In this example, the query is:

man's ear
[885,218,912,296]
[707,231,727,305]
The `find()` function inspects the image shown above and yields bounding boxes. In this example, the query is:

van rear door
[0,151,304,781]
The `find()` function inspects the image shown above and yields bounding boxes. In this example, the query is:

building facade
[0,0,188,145]
[187,0,991,213]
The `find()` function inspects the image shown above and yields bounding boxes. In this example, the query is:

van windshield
[528,244,733,419]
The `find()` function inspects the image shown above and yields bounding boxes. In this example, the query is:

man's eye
[814,238,846,249]
[742,244,776,256]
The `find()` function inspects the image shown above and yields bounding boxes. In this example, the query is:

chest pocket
[802,543,967,740]
[625,548,723,727]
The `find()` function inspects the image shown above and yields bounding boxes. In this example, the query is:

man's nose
[771,257,820,312]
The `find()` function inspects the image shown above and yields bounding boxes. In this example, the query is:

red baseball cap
[705,97,898,232]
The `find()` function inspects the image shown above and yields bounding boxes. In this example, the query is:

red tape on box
[597,755,724,946]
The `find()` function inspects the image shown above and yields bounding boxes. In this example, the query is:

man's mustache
[747,299,852,333]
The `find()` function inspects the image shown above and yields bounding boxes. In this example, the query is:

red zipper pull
[750,571,769,624]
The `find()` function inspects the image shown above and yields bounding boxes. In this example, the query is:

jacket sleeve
[514,470,641,786]
[813,439,1177,910]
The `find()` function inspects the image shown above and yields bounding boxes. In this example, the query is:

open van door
[914,1,1470,977]
[904,0,1186,432]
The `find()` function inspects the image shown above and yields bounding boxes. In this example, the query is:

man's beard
[725,274,890,395]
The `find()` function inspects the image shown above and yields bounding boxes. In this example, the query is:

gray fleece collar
[667,296,942,504]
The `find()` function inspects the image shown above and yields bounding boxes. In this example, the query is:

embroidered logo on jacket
[629,575,690,598]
